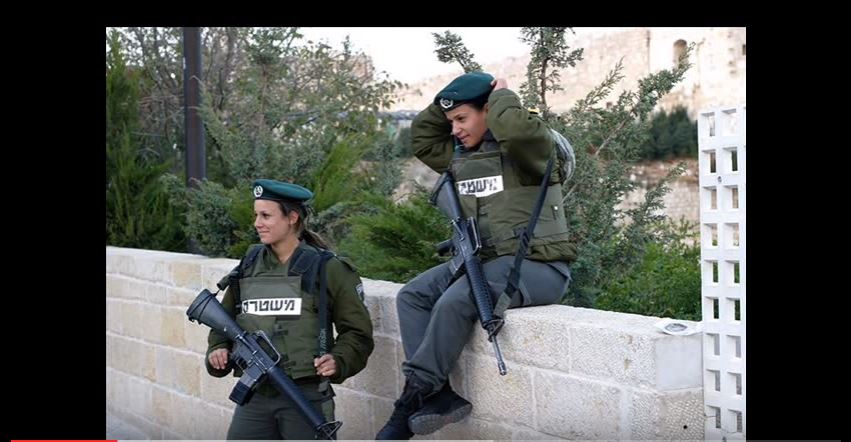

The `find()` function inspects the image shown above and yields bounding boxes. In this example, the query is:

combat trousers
[226,381,335,440]
[397,255,571,391]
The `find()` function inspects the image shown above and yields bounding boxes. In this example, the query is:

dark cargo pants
[398,255,571,392]
[226,382,335,440]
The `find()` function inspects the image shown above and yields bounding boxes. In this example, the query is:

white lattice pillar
[698,104,746,440]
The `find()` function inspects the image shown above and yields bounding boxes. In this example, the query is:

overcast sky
[299,27,624,84]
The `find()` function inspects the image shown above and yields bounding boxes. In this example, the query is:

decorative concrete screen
[698,104,746,439]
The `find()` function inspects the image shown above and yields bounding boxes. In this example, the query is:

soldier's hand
[314,354,337,377]
[491,77,508,91]
[209,348,229,370]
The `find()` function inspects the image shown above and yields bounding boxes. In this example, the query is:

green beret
[434,72,494,111]
[252,179,313,202]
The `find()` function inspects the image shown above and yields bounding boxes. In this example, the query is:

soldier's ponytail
[301,229,330,250]
[278,200,330,250]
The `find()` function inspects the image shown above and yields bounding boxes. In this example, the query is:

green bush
[638,106,697,160]
[312,134,371,213]
[106,30,185,252]
[339,189,450,283]
[180,179,257,258]
[225,184,261,258]
[594,219,701,320]
[394,126,413,158]
[309,131,403,249]
[179,130,405,259]
[364,137,405,198]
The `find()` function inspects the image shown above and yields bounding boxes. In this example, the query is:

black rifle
[187,289,342,440]
[430,165,508,376]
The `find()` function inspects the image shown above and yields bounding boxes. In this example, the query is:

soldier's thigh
[226,396,280,440]
[276,385,336,440]
[518,260,567,306]
[482,256,566,307]
[401,261,454,302]
[276,406,316,440]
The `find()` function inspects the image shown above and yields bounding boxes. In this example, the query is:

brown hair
[277,200,330,250]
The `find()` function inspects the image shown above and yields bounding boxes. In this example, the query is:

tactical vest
[451,136,574,262]
[219,244,335,382]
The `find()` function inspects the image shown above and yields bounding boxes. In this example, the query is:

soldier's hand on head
[314,353,337,377]
[209,348,230,370]
[491,77,508,91]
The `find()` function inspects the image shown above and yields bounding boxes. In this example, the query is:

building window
[673,39,688,67]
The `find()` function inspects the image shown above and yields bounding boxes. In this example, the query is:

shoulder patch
[355,282,365,301]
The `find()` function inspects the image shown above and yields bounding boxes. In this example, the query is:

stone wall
[106,246,705,439]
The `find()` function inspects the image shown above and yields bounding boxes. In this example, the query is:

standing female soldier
[205,179,374,440]
[377,73,576,439]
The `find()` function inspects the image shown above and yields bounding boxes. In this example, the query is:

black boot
[408,381,472,435]
[375,375,434,440]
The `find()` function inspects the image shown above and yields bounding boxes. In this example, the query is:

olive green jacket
[412,88,577,263]
[205,241,374,384]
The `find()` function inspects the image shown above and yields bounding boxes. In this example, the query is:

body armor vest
[450,137,572,261]
[228,245,334,381]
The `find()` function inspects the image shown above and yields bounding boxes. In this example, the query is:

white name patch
[456,175,503,197]
[242,298,302,316]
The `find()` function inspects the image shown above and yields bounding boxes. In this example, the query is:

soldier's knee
[396,285,419,312]
[432,291,475,318]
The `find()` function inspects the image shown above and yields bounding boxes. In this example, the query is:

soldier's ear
[483,103,489,114]
[287,209,300,225]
